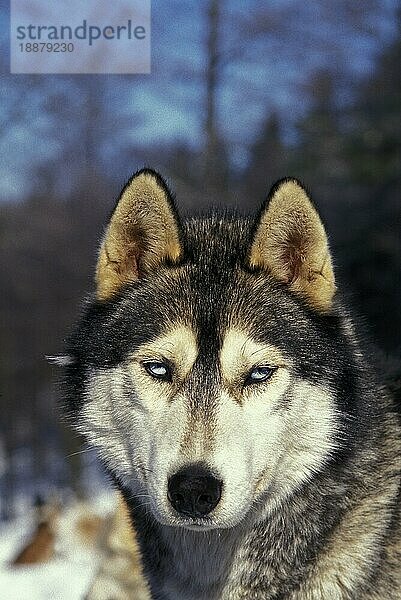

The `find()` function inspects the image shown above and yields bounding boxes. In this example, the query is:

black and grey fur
[62,170,401,599]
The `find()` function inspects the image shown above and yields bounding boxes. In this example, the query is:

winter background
[0,0,400,597]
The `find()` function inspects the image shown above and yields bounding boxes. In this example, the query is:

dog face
[64,170,352,531]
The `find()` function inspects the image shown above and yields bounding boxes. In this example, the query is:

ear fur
[248,178,336,312]
[96,169,182,300]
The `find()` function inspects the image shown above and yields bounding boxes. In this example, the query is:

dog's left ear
[248,178,336,312]
[96,169,182,300]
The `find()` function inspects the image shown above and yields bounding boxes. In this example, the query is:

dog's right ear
[96,169,182,300]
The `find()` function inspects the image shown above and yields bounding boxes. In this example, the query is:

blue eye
[143,361,172,382]
[245,366,275,385]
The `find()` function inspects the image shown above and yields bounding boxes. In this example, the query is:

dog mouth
[144,497,226,530]
[151,503,218,529]
[174,518,217,531]
[152,498,250,531]
[181,524,218,532]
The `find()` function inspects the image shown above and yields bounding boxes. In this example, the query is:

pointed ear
[96,169,182,300]
[248,178,336,312]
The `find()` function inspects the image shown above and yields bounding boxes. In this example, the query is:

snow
[0,491,116,600]
[0,561,96,600]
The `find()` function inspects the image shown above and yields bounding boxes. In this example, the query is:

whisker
[65,448,92,458]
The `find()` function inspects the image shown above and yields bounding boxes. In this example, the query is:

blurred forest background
[0,0,400,520]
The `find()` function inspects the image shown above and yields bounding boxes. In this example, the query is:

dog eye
[143,361,172,382]
[245,366,275,385]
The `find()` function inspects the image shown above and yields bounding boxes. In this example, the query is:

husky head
[64,169,358,531]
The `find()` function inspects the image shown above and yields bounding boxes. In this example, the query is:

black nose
[167,465,222,518]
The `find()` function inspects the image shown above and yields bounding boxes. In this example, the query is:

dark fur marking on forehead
[182,214,252,265]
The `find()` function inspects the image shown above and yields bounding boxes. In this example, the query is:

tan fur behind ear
[249,179,336,312]
[96,171,182,300]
